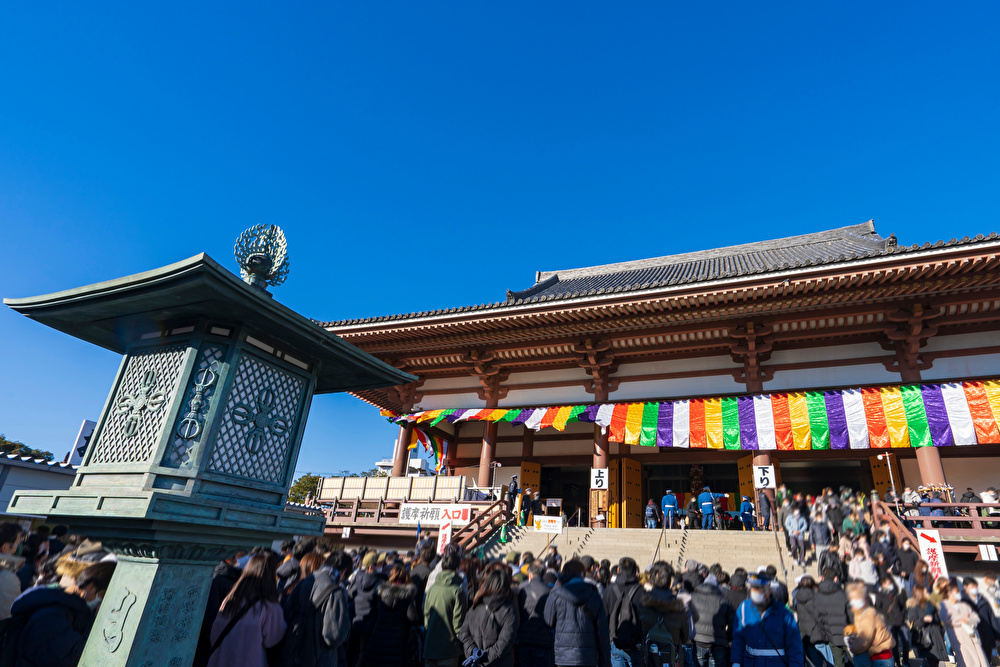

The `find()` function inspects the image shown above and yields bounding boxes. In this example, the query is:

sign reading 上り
[917,529,949,580]
[591,468,609,490]
[754,465,776,489]
[399,503,471,527]
[534,516,564,534]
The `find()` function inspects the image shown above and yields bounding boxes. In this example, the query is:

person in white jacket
[848,548,879,593]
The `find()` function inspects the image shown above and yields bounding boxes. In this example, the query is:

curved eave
[5,254,415,394]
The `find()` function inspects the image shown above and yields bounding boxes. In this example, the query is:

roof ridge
[534,221,881,284]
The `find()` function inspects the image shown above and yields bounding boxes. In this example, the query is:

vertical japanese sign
[437,521,452,556]
[754,466,776,489]
[917,530,949,580]
[591,468,609,490]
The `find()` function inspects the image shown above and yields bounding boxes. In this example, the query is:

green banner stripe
[429,409,456,427]
[568,405,587,424]
[900,385,931,447]
[722,396,741,450]
[640,402,659,446]
[498,409,521,423]
[806,392,830,450]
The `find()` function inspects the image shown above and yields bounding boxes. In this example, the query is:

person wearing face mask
[897,538,918,582]
[784,508,808,567]
[731,573,803,667]
[845,581,895,667]
[73,561,116,613]
[849,549,879,594]
[940,582,990,667]
[875,576,909,667]
[8,572,97,667]
[962,578,999,662]
[870,528,899,573]
[983,573,1000,616]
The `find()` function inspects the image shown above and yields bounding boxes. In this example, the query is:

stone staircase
[484,526,819,582]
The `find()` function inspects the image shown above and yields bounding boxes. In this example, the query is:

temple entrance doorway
[778,460,871,497]
[539,466,589,526]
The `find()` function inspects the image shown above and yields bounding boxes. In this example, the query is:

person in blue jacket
[661,489,678,529]
[732,573,804,667]
[740,495,756,531]
[698,486,726,530]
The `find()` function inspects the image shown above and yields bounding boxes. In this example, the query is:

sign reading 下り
[591,468,609,490]
[754,465,776,489]
[399,503,471,527]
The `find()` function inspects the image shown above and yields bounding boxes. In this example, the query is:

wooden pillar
[522,428,534,462]
[593,425,609,469]
[391,423,413,477]
[753,452,777,521]
[916,446,946,487]
[478,422,498,488]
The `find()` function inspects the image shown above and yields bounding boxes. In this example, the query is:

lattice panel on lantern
[162,345,227,468]
[92,345,188,465]
[208,353,304,483]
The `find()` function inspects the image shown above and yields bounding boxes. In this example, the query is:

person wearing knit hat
[361,551,378,570]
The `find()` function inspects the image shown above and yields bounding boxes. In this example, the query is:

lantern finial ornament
[234,224,290,290]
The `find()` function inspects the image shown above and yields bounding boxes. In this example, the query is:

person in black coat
[282,551,353,667]
[347,552,386,667]
[517,563,554,667]
[875,576,910,667]
[460,564,519,667]
[813,568,850,667]
[897,538,919,581]
[10,585,93,667]
[364,565,422,667]
[725,569,749,612]
[543,560,611,667]
[602,558,644,667]
[794,576,824,667]
[963,577,1000,659]
[410,546,434,599]
[906,586,948,667]
[194,557,244,667]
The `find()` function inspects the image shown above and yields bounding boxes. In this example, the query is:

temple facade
[322,222,1000,527]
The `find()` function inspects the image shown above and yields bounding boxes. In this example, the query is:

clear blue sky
[2,2,999,478]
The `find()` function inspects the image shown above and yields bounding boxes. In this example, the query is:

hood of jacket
[378,582,417,608]
[730,572,747,590]
[355,570,384,593]
[641,587,686,614]
[818,579,843,595]
[11,585,91,618]
[433,569,462,589]
[796,587,816,605]
[554,578,596,605]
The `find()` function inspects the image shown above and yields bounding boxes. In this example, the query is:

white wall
[0,467,74,512]
[899,456,1000,493]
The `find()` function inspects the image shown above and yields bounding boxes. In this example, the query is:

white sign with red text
[533,516,564,534]
[399,503,471,527]
[917,529,949,580]
[437,521,452,555]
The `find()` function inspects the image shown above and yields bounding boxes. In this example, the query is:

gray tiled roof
[319,222,1000,326]
[509,221,887,301]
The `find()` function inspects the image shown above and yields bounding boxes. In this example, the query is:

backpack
[643,616,675,667]
[610,585,642,646]
[0,612,28,667]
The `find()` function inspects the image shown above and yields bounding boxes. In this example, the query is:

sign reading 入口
[917,529,949,580]
[591,468,609,490]
[534,516,564,534]
[399,503,471,527]
[754,465,776,489]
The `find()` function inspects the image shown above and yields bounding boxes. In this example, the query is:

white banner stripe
[524,408,547,431]
[672,400,690,448]
[941,383,977,446]
[754,395,776,451]
[843,389,870,450]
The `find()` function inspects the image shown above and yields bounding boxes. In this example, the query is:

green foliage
[287,473,321,504]
[0,434,55,462]
[337,467,388,478]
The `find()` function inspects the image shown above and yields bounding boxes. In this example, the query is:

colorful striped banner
[397,380,1000,451]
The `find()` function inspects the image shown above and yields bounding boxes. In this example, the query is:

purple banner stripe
[737,396,758,450]
[579,404,601,423]
[657,402,674,447]
[824,391,850,450]
[922,384,954,446]
[510,409,531,427]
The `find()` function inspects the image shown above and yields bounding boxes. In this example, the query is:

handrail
[873,501,917,547]
[452,493,510,553]
[876,501,1000,540]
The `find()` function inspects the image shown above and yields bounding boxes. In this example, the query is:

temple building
[321,222,1000,527]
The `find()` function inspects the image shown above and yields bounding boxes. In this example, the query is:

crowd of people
[0,483,998,667]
